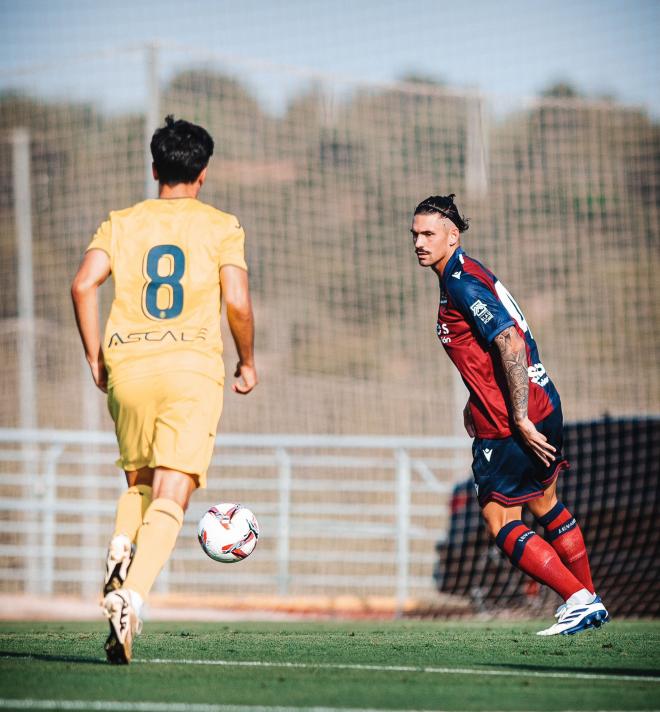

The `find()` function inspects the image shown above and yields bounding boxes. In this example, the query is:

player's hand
[233,361,257,395]
[88,355,108,393]
[463,401,476,438]
[515,417,556,467]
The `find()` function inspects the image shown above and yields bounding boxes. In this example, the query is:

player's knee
[152,468,198,511]
[529,492,558,520]
[481,502,520,539]
[482,511,504,539]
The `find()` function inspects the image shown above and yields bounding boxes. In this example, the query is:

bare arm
[220,265,257,395]
[71,249,111,392]
[494,326,556,466]
[494,326,529,422]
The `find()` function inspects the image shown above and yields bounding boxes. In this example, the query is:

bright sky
[1,0,658,116]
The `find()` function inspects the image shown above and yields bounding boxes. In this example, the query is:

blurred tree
[398,72,447,87]
[539,81,582,98]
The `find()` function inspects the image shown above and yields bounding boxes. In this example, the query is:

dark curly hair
[414,194,469,233]
[150,115,214,185]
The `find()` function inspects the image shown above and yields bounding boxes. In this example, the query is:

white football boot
[103,534,133,595]
[554,602,567,620]
[537,597,609,636]
[102,589,142,664]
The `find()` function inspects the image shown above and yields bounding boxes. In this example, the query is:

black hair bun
[414,193,469,233]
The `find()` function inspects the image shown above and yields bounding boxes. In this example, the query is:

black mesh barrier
[433,417,660,617]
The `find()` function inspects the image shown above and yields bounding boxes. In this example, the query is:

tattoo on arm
[494,326,528,421]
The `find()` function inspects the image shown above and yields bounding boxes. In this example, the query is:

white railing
[0,428,472,613]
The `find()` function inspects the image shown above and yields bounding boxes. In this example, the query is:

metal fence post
[144,42,160,200]
[466,94,489,198]
[12,129,39,595]
[276,448,292,595]
[395,448,411,617]
[11,128,36,434]
[42,444,64,595]
[81,358,103,598]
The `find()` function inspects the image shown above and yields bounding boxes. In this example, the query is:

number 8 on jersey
[142,244,185,320]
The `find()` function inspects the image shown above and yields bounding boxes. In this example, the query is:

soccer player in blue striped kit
[411,194,609,635]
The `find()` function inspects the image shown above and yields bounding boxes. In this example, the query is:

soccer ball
[197,503,260,563]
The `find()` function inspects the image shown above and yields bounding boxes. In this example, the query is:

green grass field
[0,620,658,711]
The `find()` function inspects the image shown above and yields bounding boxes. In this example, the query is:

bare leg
[527,479,558,520]
[151,467,198,511]
[482,501,523,537]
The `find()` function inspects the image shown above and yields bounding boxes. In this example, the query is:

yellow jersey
[87,198,247,387]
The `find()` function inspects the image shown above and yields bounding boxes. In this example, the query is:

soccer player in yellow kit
[71,116,257,664]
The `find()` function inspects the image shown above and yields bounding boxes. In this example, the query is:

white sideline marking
[0,703,425,712]
[0,704,652,712]
[1,654,658,684]
[138,658,660,684]
[0,703,438,712]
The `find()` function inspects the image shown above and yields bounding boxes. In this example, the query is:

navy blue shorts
[471,407,569,508]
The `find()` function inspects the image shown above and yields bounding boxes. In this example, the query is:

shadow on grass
[484,661,660,680]
[2,650,658,682]
[0,650,106,666]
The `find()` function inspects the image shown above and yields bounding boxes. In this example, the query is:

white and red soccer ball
[197,503,260,563]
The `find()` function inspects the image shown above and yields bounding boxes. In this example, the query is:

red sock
[537,503,595,593]
[495,521,584,601]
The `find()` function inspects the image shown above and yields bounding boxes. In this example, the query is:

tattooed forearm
[494,326,528,422]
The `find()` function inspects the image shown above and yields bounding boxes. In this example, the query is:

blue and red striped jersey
[438,247,560,439]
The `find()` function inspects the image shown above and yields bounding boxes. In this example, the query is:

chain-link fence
[1,45,658,440]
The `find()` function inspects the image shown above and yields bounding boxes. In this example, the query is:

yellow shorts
[107,371,223,487]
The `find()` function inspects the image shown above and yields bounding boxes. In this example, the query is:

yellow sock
[113,485,152,542]
[123,498,184,600]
